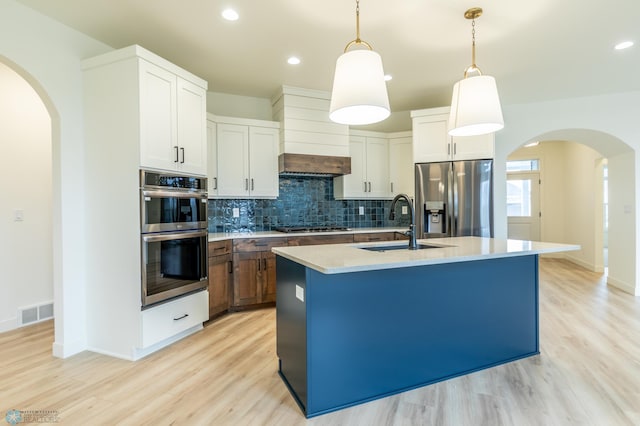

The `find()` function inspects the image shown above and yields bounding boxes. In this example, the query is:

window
[507,179,532,217]
[507,159,539,172]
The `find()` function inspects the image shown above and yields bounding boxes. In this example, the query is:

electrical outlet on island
[359,206,365,216]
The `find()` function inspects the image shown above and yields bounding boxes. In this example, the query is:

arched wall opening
[0,56,63,339]
[497,126,636,295]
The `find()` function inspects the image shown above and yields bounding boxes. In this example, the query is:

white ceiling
[17,0,640,115]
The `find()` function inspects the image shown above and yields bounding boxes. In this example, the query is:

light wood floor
[1,259,639,425]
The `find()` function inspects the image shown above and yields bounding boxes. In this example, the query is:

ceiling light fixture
[448,7,504,137]
[614,41,634,50]
[287,56,301,65]
[329,0,390,125]
[384,74,393,81]
[221,8,239,21]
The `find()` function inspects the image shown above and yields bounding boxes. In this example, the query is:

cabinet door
[217,123,249,197]
[334,135,366,199]
[232,252,259,306]
[412,115,450,163]
[259,251,277,303]
[389,137,414,198]
[207,121,218,196]
[248,126,279,198]
[365,137,390,199]
[452,133,495,160]
[139,60,178,171]
[177,78,207,175]
[208,254,231,318]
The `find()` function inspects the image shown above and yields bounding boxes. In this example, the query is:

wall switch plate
[402,206,408,215]
[232,208,240,218]
[295,285,305,302]
[14,209,24,222]
[359,206,365,216]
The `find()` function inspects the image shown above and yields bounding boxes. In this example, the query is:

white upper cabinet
[139,60,207,175]
[334,132,391,200]
[176,78,207,175]
[209,116,280,199]
[411,107,494,163]
[388,132,414,198]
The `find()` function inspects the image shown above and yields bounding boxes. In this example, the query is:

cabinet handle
[368,182,372,192]
[391,182,394,193]
[251,178,254,191]
[453,143,457,156]
[180,147,185,164]
[447,143,451,156]
[257,258,261,271]
[228,260,233,274]
[174,146,179,163]
[173,314,189,321]
[214,177,218,190]
[262,258,266,270]
[245,179,249,191]
[363,181,367,192]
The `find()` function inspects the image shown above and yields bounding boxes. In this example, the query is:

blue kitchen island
[273,237,578,418]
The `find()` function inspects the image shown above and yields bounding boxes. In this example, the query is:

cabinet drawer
[208,239,232,256]
[287,234,354,246]
[353,232,397,242]
[141,290,208,348]
[233,237,288,252]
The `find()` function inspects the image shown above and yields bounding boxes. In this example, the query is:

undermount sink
[359,244,444,252]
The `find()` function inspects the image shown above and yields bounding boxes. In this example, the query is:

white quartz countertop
[271,236,580,274]
[208,227,406,242]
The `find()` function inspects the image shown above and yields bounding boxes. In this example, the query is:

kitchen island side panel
[302,255,539,417]
[276,257,309,411]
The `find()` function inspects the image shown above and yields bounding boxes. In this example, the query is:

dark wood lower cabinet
[226,232,402,312]
[207,240,233,319]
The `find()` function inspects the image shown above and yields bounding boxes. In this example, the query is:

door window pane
[507,160,539,172]
[507,179,532,217]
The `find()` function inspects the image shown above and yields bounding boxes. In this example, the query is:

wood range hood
[278,153,351,177]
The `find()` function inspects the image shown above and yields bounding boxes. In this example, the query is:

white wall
[0,0,111,356]
[508,141,604,271]
[0,62,52,331]
[207,92,272,121]
[496,92,640,295]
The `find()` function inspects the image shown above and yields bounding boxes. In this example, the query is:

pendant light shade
[330,49,390,125]
[448,7,504,137]
[449,75,503,136]
[329,0,390,125]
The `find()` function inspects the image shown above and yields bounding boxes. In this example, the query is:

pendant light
[448,7,504,137]
[329,0,390,125]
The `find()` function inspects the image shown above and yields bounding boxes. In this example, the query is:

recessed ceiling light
[384,75,392,81]
[222,8,239,21]
[614,41,634,50]
[287,56,301,65]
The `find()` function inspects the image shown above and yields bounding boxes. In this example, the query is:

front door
[507,172,541,241]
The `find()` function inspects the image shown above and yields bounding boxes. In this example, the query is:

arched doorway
[498,129,635,295]
[0,59,57,332]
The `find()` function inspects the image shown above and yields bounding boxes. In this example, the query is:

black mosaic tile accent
[207,176,411,233]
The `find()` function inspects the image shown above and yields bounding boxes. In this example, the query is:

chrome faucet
[389,193,418,250]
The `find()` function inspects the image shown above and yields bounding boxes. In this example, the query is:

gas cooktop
[274,226,351,233]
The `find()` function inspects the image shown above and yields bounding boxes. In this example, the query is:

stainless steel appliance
[140,170,208,308]
[415,160,493,239]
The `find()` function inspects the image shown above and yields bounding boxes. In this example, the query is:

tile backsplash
[208,176,411,233]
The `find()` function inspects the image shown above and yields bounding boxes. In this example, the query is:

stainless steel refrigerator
[415,160,493,239]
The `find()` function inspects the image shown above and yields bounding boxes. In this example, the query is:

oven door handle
[142,190,207,199]
[141,229,208,243]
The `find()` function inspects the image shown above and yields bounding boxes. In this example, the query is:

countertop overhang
[272,236,580,274]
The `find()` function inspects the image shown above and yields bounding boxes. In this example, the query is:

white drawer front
[141,291,208,348]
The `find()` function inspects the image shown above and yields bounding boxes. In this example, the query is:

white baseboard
[564,254,599,272]
[132,324,203,361]
[607,275,638,296]
[52,338,86,359]
[0,317,17,333]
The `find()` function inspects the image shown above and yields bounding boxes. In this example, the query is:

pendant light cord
[344,0,372,52]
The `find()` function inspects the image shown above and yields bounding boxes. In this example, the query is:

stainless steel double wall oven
[140,170,208,308]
